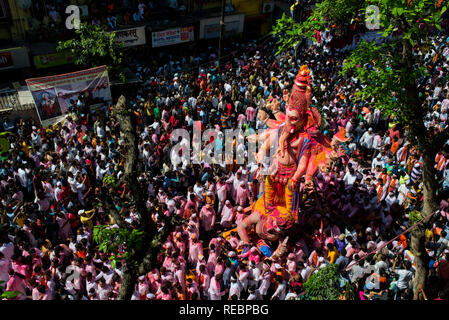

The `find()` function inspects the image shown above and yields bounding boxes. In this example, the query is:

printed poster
[26,66,112,127]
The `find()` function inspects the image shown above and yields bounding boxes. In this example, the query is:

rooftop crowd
[2,23,449,300]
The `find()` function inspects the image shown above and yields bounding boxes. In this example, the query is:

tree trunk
[401,35,439,299]
[115,95,154,230]
[111,96,148,299]
[411,149,438,299]
[411,226,427,300]
[110,96,182,299]
[405,85,439,299]
[118,265,137,300]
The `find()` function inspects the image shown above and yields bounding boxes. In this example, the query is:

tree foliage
[273,0,447,50]
[271,0,363,55]
[340,40,428,124]
[272,0,448,147]
[93,226,144,269]
[303,264,353,300]
[271,13,304,55]
[57,23,125,82]
[102,174,117,188]
[409,209,422,225]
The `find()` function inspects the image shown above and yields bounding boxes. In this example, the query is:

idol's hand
[287,178,298,192]
[304,179,314,193]
[282,89,290,102]
[258,109,268,121]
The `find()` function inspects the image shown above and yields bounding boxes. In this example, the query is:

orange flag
[433,53,438,63]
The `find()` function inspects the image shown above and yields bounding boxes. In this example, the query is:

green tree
[57,23,125,82]
[273,0,448,300]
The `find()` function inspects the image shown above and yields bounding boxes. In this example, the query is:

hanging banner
[114,26,147,47]
[33,51,74,69]
[25,66,112,127]
[151,26,194,48]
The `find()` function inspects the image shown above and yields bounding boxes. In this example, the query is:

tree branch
[102,196,128,229]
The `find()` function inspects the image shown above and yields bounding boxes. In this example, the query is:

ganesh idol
[237,65,349,249]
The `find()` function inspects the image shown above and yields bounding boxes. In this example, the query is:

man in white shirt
[193,181,204,200]
[247,286,262,300]
[397,182,410,205]
[432,86,443,107]
[374,255,388,274]
[298,262,312,282]
[343,168,357,186]
[385,191,398,208]
[248,261,260,289]
[285,285,303,300]
[95,266,115,285]
[382,132,391,147]
[360,127,375,157]
[373,108,381,125]
[96,278,112,300]
[16,167,28,188]
[392,259,413,296]
[372,154,384,171]
[54,182,64,202]
[96,161,109,181]
[229,276,242,299]
[270,276,287,300]
[349,260,366,283]
[208,274,225,300]
[372,132,382,151]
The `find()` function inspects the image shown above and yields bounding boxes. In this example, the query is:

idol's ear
[309,107,322,128]
[305,86,312,106]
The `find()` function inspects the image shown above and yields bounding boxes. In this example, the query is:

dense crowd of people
[2,22,449,301]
